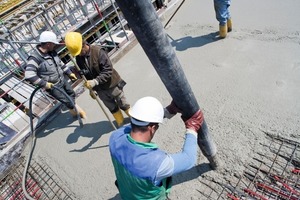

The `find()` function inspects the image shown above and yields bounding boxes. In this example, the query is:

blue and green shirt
[109,125,197,200]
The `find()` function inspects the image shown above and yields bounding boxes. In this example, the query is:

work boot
[219,24,227,38]
[112,109,124,127]
[207,154,221,170]
[69,104,87,119]
[227,18,232,32]
[69,108,77,117]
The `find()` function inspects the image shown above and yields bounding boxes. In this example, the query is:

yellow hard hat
[65,32,82,56]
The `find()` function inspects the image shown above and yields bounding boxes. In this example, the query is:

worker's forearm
[170,133,197,174]
[25,70,46,87]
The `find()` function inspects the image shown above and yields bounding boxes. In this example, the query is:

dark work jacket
[76,45,121,90]
[25,46,71,87]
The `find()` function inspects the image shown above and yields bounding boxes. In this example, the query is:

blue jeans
[214,0,231,26]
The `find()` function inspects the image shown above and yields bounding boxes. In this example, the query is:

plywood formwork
[0,76,55,116]
[0,99,29,134]
[0,0,25,16]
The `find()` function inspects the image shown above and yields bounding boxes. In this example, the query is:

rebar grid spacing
[199,133,300,199]
[0,156,77,200]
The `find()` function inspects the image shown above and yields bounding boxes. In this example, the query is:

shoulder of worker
[90,44,102,51]
[49,50,59,57]
[91,45,108,54]
[110,124,131,141]
[27,46,45,60]
[27,49,48,67]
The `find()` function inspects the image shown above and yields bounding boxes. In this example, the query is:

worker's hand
[164,100,181,119]
[45,82,54,89]
[183,110,204,132]
[89,90,97,99]
[69,73,77,81]
[84,79,98,89]
[166,100,182,114]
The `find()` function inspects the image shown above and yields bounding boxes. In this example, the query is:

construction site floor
[7,0,300,199]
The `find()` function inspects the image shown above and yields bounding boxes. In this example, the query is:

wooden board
[0,76,54,116]
[0,99,29,133]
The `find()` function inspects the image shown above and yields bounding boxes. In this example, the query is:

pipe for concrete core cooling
[115,0,217,157]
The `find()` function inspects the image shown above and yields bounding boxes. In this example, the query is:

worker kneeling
[109,96,203,199]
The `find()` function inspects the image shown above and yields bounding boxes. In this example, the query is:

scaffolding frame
[0,0,164,149]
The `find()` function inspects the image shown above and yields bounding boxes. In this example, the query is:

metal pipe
[110,0,129,41]
[0,78,25,99]
[0,99,29,122]
[115,0,217,158]
[0,38,40,44]
[164,0,185,28]
[6,38,28,63]
[0,43,24,74]
[92,0,116,48]
[0,21,30,63]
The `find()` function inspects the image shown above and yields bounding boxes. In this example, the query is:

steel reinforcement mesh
[0,157,77,200]
[199,133,300,199]
[1,133,299,200]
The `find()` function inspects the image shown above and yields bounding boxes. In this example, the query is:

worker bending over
[65,32,130,127]
[25,31,86,118]
[109,96,203,199]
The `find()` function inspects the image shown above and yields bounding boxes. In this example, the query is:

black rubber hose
[22,85,81,199]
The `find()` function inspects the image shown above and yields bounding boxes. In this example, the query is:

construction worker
[214,0,232,38]
[25,31,86,118]
[109,96,203,199]
[65,32,130,127]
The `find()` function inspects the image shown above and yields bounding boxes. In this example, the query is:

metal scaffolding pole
[110,0,129,41]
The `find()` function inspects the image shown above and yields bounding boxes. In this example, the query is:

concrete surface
[23,0,300,199]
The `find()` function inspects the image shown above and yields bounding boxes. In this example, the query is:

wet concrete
[20,0,300,199]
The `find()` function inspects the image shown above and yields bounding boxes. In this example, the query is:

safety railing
[0,0,129,80]
[0,76,56,146]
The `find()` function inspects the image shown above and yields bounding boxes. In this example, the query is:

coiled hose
[22,86,82,200]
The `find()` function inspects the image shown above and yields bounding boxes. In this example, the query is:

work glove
[183,110,204,132]
[45,82,54,89]
[89,90,97,99]
[69,73,77,81]
[164,100,182,119]
[84,79,98,89]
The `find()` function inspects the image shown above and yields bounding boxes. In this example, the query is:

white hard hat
[39,31,60,44]
[129,96,164,126]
